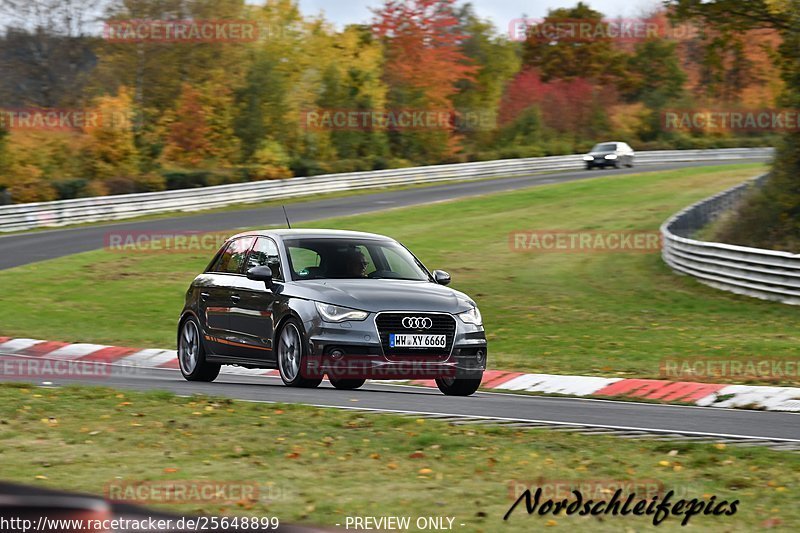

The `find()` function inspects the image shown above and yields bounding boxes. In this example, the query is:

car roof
[228,228,394,242]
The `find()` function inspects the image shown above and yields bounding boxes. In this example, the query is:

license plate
[389,334,446,349]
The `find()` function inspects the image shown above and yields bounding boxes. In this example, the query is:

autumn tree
[311,24,389,166]
[162,83,211,167]
[669,0,800,249]
[374,0,477,162]
[234,0,306,163]
[452,5,521,146]
[498,67,609,148]
[93,0,252,125]
[624,39,686,108]
[83,87,147,193]
[522,2,628,84]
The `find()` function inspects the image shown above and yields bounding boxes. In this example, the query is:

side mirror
[432,270,451,286]
[247,266,273,289]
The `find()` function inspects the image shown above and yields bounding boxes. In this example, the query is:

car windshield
[284,237,431,281]
[591,143,617,152]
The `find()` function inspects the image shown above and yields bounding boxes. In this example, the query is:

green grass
[2,163,798,384]
[0,383,796,531]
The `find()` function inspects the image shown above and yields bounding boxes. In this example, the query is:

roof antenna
[282,206,292,229]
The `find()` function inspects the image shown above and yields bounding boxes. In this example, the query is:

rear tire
[277,318,322,388]
[435,376,482,397]
[178,317,221,382]
[329,378,366,390]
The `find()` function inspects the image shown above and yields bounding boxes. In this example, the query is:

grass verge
[0,383,795,531]
[2,163,797,384]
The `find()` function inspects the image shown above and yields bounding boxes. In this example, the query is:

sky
[296,0,664,29]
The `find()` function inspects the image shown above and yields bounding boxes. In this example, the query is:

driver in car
[345,249,369,278]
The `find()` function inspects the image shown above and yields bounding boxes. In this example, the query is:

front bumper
[304,313,487,380]
[586,158,617,167]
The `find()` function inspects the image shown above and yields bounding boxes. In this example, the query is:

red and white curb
[2,338,799,412]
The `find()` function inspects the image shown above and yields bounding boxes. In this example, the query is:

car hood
[283,279,476,313]
[587,151,615,157]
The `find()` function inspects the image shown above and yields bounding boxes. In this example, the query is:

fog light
[330,349,345,360]
[476,349,486,365]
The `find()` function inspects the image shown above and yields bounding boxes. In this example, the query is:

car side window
[246,238,283,281]
[211,237,254,274]
[288,246,321,278]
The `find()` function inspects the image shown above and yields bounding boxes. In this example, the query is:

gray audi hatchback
[178,230,487,396]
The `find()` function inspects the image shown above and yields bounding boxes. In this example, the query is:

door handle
[230,294,241,303]
[200,292,210,301]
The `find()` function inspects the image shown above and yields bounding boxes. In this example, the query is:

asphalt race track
[1,355,798,445]
[4,155,794,446]
[0,159,767,270]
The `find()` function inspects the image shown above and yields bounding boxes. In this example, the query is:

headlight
[604,154,618,160]
[458,307,483,326]
[583,155,594,161]
[315,302,368,322]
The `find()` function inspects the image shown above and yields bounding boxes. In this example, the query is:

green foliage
[522,2,628,84]
[624,40,687,108]
[669,0,800,250]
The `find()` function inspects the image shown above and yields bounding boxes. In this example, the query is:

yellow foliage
[4,164,57,203]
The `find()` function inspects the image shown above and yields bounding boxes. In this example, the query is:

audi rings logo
[402,317,433,329]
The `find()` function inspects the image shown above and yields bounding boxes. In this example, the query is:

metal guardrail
[0,147,772,233]
[661,173,800,305]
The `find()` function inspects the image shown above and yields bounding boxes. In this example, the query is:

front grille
[375,312,456,359]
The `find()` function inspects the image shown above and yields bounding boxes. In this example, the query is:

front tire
[329,378,366,390]
[435,376,482,397]
[178,317,221,382]
[277,319,322,388]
